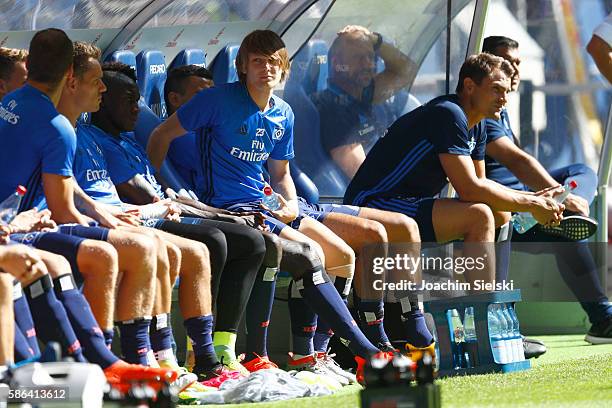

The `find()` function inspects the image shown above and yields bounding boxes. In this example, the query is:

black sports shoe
[537,215,597,241]
[585,316,612,345]
[522,336,547,359]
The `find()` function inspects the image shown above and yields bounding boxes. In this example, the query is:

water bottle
[507,304,525,361]
[487,304,507,364]
[501,304,521,362]
[446,309,465,369]
[495,304,513,363]
[0,185,26,225]
[512,180,578,233]
[261,185,281,211]
[463,306,478,367]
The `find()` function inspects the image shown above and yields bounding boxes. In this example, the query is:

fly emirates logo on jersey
[229,123,285,162]
[0,99,20,125]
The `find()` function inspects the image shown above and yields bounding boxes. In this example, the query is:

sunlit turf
[178,335,612,407]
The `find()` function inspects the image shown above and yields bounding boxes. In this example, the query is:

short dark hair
[164,64,212,108]
[456,53,514,93]
[27,28,73,85]
[0,47,27,81]
[73,41,101,78]
[482,36,519,54]
[101,61,137,82]
[235,30,290,83]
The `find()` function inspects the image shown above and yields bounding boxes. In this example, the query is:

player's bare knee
[122,233,157,267]
[398,214,420,242]
[41,251,72,278]
[78,240,118,280]
[362,220,388,245]
[467,203,496,233]
[182,240,211,281]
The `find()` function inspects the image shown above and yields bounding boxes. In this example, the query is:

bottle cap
[568,180,577,190]
[263,186,273,196]
[16,185,27,195]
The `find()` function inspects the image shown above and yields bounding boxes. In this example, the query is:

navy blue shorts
[297,197,361,223]
[57,224,110,241]
[364,196,437,242]
[225,201,306,235]
[9,231,87,282]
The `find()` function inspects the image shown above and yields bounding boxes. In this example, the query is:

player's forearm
[272,175,297,201]
[378,39,416,86]
[146,130,172,171]
[116,176,159,206]
[460,178,540,213]
[506,154,559,191]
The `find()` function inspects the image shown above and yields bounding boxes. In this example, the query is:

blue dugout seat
[136,49,167,119]
[210,43,239,85]
[104,50,138,75]
[168,48,207,70]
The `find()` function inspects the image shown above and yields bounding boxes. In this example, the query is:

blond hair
[0,47,28,80]
[73,41,101,78]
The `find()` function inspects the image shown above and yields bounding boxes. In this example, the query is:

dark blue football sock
[245,266,277,357]
[14,325,37,361]
[184,315,218,371]
[355,296,391,347]
[53,274,118,369]
[313,276,351,352]
[400,300,434,347]
[117,318,152,366]
[23,274,85,362]
[13,283,40,357]
[288,281,317,356]
[299,270,379,358]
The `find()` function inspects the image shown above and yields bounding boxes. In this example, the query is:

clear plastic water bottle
[512,180,578,233]
[507,304,525,361]
[0,185,26,225]
[495,304,513,363]
[487,304,508,364]
[446,309,465,369]
[501,304,521,362]
[463,306,478,368]
[261,185,281,211]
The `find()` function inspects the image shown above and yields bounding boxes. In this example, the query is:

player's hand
[0,245,46,282]
[530,196,564,226]
[163,201,182,222]
[0,225,11,244]
[227,211,268,230]
[115,212,142,226]
[90,205,134,229]
[261,194,298,224]
[562,193,589,216]
[9,209,57,233]
[534,185,564,199]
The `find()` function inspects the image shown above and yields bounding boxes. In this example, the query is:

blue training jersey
[484,109,525,191]
[176,81,295,207]
[344,94,487,206]
[73,124,123,207]
[93,130,164,200]
[0,85,76,211]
